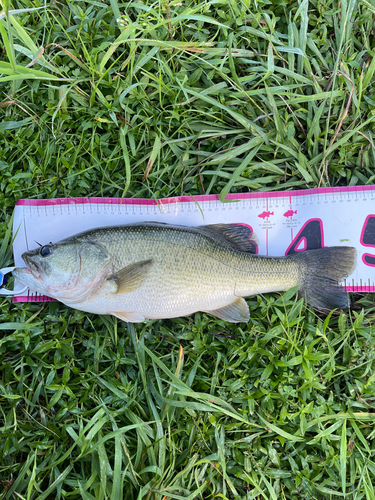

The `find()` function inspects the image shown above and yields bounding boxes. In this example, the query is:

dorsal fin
[197,223,258,254]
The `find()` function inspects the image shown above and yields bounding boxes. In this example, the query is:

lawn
[1,0,375,498]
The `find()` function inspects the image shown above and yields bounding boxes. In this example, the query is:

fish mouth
[22,253,41,280]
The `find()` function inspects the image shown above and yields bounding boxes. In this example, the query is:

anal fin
[112,311,146,323]
[203,297,250,323]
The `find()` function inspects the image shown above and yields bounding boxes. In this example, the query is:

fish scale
[75,225,296,318]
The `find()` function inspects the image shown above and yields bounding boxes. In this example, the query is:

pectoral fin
[204,297,250,323]
[112,311,146,323]
[107,259,153,294]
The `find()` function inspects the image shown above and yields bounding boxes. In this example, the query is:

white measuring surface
[12,185,375,302]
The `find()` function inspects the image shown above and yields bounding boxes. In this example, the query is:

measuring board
[12,185,375,302]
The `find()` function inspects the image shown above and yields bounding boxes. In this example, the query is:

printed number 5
[361,215,375,267]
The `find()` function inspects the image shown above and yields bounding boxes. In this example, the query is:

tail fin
[293,247,357,311]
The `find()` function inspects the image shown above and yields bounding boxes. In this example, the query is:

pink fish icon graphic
[283,210,297,218]
[258,211,274,220]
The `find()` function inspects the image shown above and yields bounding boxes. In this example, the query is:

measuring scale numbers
[285,216,375,265]
[10,187,375,300]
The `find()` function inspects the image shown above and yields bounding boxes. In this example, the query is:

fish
[258,211,274,220]
[283,210,297,218]
[12,222,357,323]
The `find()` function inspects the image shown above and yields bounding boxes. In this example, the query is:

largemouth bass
[13,222,357,322]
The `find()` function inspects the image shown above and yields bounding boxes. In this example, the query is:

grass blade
[341,419,347,495]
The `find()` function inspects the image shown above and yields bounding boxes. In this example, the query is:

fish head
[13,239,112,303]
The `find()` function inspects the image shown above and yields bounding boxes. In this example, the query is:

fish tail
[293,247,357,311]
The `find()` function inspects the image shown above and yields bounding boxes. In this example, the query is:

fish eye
[40,245,52,257]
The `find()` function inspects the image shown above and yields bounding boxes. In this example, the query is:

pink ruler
[12,185,375,302]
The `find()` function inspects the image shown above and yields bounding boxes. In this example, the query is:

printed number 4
[285,219,323,255]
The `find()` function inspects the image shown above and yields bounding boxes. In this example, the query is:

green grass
[1,0,375,498]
